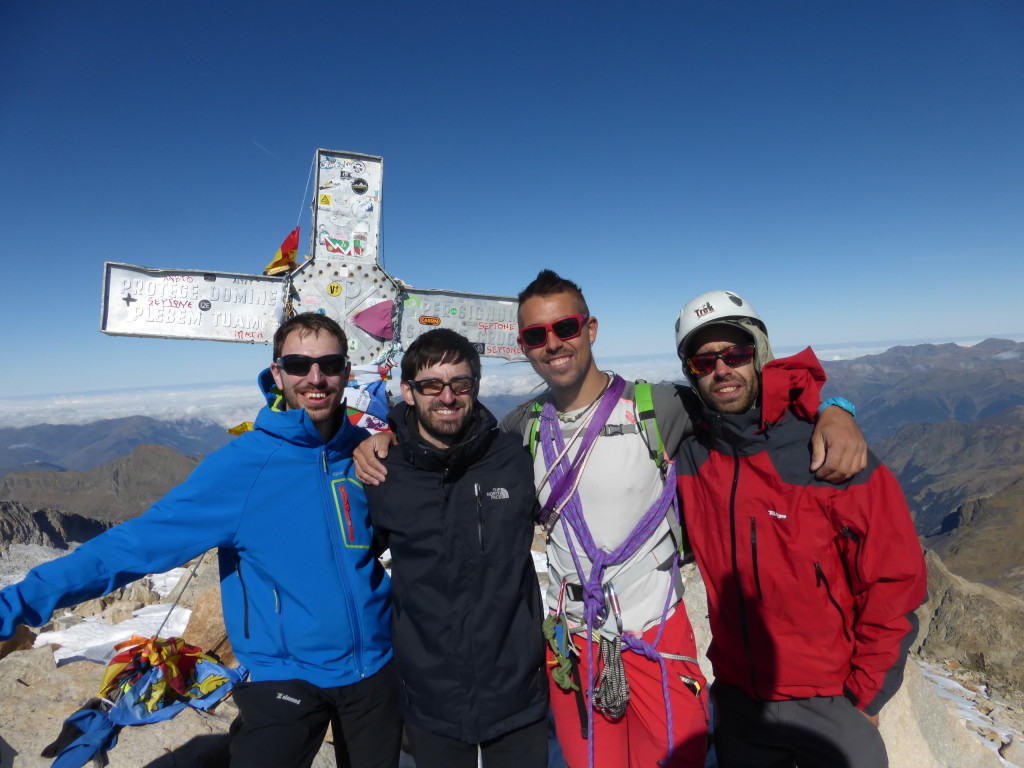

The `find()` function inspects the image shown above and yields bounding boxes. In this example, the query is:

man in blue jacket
[0,313,402,768]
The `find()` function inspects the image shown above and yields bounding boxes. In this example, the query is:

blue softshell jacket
[0,370,393,689]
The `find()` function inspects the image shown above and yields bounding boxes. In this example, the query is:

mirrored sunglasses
[276,354,348,376]
[686,344,756,376]
[407,376,477,396]
[518,314,589,349]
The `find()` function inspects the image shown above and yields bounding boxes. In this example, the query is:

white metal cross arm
[100,149,523,365]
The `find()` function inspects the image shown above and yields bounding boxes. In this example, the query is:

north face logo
[486,488,510,500]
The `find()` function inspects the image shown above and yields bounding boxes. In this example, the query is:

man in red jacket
[673,290,927,768]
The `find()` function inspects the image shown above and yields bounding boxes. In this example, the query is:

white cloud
[1,337,1017,429]
[994,350,1022,361]
[0,383,264,429]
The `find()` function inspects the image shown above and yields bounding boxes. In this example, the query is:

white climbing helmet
[674,290,767,360]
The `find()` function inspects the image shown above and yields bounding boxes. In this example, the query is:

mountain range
[819,339,1024,598]
[0,416,231,479]
[820,337,1024,441]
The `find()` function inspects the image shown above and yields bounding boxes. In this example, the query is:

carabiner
[604,582,624,635]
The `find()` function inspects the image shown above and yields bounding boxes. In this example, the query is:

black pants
[404,717,548,768]
[229,663,402,768]
[711,681,888,768]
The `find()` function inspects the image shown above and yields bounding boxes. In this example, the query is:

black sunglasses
[407,377,477,396]
[275,354,349,377]
[686,344,755,376]
[518,314,589,349]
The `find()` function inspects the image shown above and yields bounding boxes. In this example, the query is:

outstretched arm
[0,453,243,639]
[353,432,396,486]
[810,405,867,483]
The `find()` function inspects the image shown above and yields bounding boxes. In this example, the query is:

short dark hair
[517,269,589,315]
[400,329,481,382]
[273,313,348,359]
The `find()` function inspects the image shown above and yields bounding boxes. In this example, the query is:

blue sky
[2,0,1022,404]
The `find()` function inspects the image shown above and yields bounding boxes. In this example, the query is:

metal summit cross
[101,149,522,366]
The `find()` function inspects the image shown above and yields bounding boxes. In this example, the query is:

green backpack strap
[527,400,544,458]
[633,381,666,472]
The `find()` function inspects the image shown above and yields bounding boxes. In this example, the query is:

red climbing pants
[546,608,708,768]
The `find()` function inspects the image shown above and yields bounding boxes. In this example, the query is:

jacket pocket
[235,553,251,639]
[332,478,373,550]
[270,582,291,657]
[814,561,851,643]
[837,525,865,585]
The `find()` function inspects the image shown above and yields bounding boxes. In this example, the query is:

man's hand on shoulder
[810,405,868,483]
[354,432,396,486]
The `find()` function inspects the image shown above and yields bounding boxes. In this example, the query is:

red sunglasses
[518,314,590,349]
[686,344,755,376]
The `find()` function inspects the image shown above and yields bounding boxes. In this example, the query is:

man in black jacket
[365,328,548,768]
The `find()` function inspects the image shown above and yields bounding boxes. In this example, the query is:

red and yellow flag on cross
[264,226,300,275]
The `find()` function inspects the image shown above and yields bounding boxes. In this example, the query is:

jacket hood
[258,367,283,409]
[253,367,368,452]
[759,347,825,425]
[388,400,499,478]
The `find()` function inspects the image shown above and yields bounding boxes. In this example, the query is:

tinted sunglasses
[518,314,590,349]
[407,377,477,396]
[686,344,756,376]
[275,354,348,376]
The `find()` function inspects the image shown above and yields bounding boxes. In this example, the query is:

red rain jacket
[676,348,926,715]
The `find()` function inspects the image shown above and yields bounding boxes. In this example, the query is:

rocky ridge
[0,501,111,553]
[874,406,1024,538]
[0,444,200,524]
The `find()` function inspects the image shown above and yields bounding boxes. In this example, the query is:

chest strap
[561,532,682,637]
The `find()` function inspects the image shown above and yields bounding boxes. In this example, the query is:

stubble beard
[417,402,473,447]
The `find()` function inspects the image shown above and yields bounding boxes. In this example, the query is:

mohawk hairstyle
[516,269,589,316]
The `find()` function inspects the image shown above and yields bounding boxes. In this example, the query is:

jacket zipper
[272,582,292,657]
[726,442,760,698]
[323,447,364,674]
[750,517,763,601]
[815,561,852,642]
[339,484,356,543]
[235,553,251,639]
[474,482,484,551]
[838,526,865,584]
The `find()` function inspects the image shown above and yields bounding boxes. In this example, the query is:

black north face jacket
[365,401,547,744]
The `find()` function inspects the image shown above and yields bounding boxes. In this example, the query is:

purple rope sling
[538,375,682,767]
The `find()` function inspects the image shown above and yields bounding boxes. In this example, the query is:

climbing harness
[537,374,691,767]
